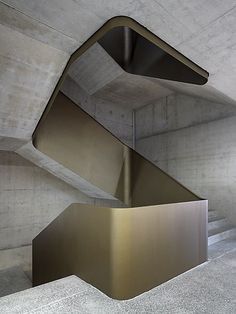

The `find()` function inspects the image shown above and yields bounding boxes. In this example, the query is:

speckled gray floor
[208,235,236,259]
[0,239,235,313]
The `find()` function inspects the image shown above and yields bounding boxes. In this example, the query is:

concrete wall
[136,94,236,224]
[1,0,236,152]
[135,94,236,140]
[0,151,122,250]
[61,76,134,147]
[0,6,70,151]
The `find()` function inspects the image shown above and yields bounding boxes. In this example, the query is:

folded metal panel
[33,201,207,300]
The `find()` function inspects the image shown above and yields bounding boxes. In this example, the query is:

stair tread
[208,227,236,246]
[208,225,235,237]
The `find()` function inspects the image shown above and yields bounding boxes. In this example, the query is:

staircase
[1,249,236,313]
[0,209,234,299]
[208,209,236,246]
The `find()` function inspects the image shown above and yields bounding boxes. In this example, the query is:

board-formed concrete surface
[0,246,31,275]
[0,242,235,313]
[2,0,236,210]
[1,0,236,152]
[136,110,236,225]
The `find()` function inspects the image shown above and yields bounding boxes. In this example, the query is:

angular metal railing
[32,92,208,300]
[33,201,207,300]
[32,16,208,300]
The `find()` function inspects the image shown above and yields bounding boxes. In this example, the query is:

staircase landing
[0,239,235,313]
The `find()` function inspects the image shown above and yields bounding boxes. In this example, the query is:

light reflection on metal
[98,22,208,84]
[32,16,209,300]
[33,201,208,300]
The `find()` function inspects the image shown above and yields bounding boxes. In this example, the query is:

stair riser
[208,211,220,221]
[208,219,228,232]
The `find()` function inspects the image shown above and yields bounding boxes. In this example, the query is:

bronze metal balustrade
[33,201,207,300]
[32,16,208,300]
[32,93,208,300]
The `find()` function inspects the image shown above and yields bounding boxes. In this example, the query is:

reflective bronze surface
[33,16,208,135]
[33,201,208,300]
[33,93,208,300]
[34,92,200,205]
[98,25,208,84]
[32,16,208,300]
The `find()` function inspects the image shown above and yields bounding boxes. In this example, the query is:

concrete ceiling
[92,73,173,109]
[68,43,124,95]
[1,0,236,150]
[67,43,173,109]
[67,43,235,109]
